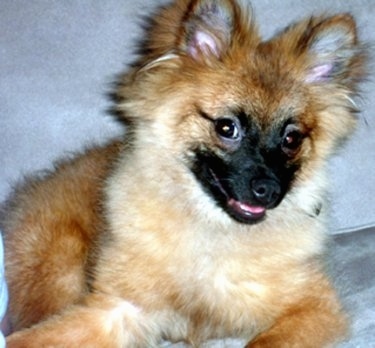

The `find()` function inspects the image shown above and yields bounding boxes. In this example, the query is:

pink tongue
[228,199,266,215]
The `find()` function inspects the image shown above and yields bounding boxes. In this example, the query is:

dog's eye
[215,118,241,141]
[282,125,303,156]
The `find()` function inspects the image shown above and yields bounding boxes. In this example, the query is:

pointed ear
[294,14,367,85]
[137,0,256,65]
[179,0,251,60]
[181,0,234,59]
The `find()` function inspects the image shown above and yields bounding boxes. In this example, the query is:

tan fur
[2,0,367,347]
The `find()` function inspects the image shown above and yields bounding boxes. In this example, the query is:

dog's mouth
[227,199,266,222]
[209,169,267,223]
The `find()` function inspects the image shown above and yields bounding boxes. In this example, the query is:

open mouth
[209,169,266,223]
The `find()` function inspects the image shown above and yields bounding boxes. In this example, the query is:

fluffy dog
[2,0,367,346]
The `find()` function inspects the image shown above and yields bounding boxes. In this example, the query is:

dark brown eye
[215,118,240,140]
[282,125,303,156]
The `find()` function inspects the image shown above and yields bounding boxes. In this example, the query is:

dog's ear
[139,0,257,65]
[284,14,367,87]
[179,0,236,59]
[179,0,255,61]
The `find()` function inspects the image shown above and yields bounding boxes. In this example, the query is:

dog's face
[188,101,304,224]
[116,0,366,224]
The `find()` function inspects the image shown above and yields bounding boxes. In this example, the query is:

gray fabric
[332,228,375,347]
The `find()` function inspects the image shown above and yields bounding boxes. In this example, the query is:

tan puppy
[2,0,367,346]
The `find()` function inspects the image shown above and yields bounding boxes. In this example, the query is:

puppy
[2,0,367,346]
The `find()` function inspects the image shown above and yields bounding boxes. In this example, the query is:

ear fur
[181,0,235,59]
[139,0,256,63]
[180,0,256,60]
[284,14,367,87]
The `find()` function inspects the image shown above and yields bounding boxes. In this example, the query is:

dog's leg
[246,276,348,348]
[6,293,161,348]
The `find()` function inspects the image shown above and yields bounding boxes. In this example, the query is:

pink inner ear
[305,63,334,83]
[188,29,220,59]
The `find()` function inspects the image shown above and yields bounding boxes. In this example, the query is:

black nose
[251,178,281,207]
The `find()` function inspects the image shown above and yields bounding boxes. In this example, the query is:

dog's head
[115,0,367,224]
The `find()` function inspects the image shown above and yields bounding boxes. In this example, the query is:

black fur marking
[190,114,301,224]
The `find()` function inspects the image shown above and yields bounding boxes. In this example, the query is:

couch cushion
[332,228,375,347]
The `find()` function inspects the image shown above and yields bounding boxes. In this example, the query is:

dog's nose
[251,179,281,207]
